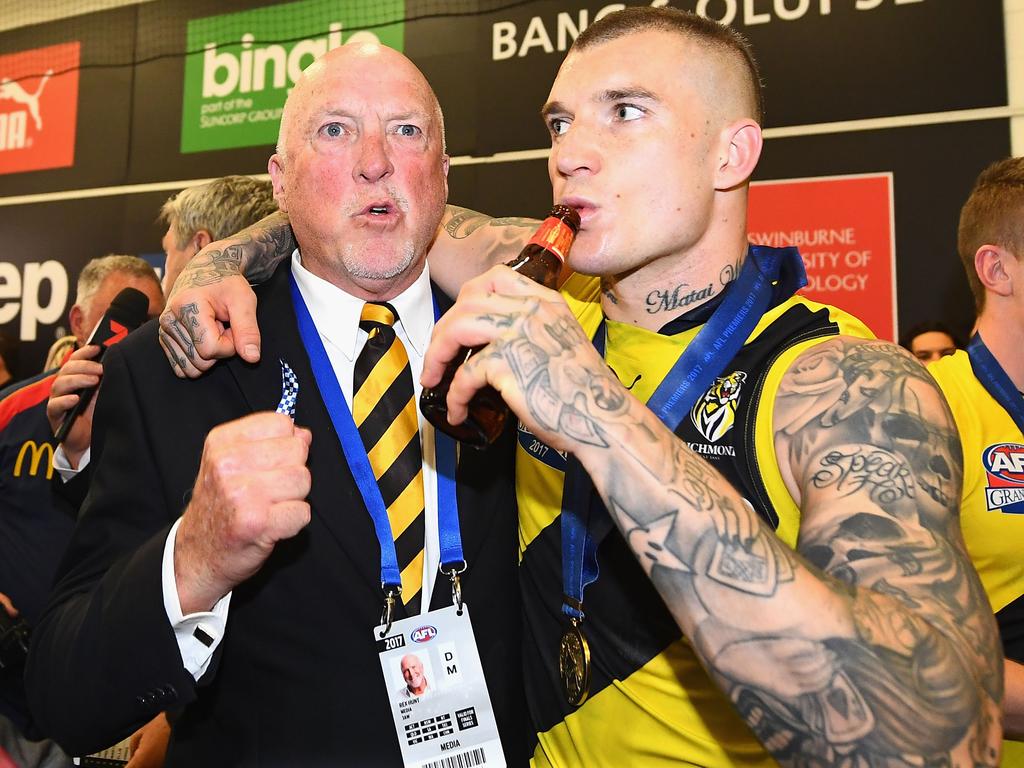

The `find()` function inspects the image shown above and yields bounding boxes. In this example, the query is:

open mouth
[358,201,396,217]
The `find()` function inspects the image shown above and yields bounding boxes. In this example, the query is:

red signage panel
[0,42,80,175]
[748,173,897,341]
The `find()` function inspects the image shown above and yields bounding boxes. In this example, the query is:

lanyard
[288,273,464,595]
[967,333,1024,434]
[560,245,807,621]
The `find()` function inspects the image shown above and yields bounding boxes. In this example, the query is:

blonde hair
[160,175,277,249]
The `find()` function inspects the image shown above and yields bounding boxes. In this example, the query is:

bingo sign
[748,173,896,340]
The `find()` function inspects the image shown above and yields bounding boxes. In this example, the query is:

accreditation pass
[375,603,505,768]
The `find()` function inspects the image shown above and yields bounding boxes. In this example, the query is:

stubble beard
[341,238,419,281]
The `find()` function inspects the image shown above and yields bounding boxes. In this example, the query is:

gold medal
[558,622,591,707]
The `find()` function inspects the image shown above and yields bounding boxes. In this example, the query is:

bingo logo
[982,443,1024,514]
[0,42,80,175]
[411,625,437,643]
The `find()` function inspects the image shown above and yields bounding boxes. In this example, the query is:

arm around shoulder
[427,205,538,298]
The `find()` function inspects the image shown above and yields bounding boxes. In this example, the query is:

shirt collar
[290,250,434,361]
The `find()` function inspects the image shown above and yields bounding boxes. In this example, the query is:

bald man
[26,44,527,767]
[398,654,429,699]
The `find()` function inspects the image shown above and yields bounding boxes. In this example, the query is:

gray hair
[75,254,160,307]
[160,175,278,248]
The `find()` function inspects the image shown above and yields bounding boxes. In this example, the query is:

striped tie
[353,302,425,613]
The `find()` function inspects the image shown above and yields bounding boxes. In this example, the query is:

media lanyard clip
[379,585,401,638]
[441,560,467,614]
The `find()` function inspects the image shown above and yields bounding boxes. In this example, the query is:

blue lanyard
[289,272,463,594]
[560,245,806,621]
[967,333,1024,434]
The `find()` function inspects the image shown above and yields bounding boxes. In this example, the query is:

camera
[0,609,31,671]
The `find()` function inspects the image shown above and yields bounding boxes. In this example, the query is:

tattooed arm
[422,267,1003,766]
[430,206,539,297]
[158,210,295,378]
[157,206,536,378]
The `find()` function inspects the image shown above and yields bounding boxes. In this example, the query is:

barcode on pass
[422,747,486,768]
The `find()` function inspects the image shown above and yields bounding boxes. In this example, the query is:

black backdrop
[0,0,1011,376]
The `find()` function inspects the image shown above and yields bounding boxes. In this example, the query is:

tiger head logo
[691,371,747,443]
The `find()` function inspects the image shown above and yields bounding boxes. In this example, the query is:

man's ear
[268,154,288,212]
[715,118,762,192]
[975,244,1016,298]
[68,304,85,340]
[193,229,212,254]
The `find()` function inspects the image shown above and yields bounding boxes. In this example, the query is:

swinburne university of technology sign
[0,42,80,175]
[180,0,405,153]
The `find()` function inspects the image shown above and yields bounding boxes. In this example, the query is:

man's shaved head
[570,6,764,126]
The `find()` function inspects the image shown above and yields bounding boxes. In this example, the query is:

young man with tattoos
[156,8,1002,766]
[929,156,1024,760]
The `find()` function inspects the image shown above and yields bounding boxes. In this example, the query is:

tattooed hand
[421,265,625,457]
[158,210,295,378]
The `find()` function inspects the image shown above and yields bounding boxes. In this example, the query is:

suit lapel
[224,265,385,599]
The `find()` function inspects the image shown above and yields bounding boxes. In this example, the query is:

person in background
[0,255,163,768]
[158,175,279,297]
[899,319,963,364]
[929,156,1024,762]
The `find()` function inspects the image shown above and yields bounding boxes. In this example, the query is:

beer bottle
[420,205,580,447]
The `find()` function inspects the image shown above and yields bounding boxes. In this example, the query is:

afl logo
[982,443,1024,513]
[411,625,437,643]
[983,443,1024,483]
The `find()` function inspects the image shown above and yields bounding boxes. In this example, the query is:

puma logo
[0,69,52,131]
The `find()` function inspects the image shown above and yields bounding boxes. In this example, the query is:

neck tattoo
[645,282,715,314]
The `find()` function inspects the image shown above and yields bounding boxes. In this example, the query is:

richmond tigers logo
[691,371,747,443]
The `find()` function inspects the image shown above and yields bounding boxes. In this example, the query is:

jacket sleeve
[24,341,200,756]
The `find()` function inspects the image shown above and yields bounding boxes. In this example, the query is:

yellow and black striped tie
[353,302,425,613]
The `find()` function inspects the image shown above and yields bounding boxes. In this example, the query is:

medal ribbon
[967,333,1024,434]
[560,245,807,622]
[290,273,464,596]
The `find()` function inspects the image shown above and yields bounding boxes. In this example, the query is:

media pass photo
[375,604,505,768]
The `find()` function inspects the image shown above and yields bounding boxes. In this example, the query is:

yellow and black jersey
[516,273,873,766]
[929,350,1024,762]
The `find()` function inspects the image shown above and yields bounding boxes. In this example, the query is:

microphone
[53,286,150,444]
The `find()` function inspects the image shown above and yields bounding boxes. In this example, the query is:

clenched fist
[173,412,312,614]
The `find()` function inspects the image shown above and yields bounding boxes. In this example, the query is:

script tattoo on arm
[479,310,1002,766]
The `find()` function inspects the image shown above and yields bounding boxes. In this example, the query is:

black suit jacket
[26,263,527,766]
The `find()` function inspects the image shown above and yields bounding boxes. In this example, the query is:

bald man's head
[276,42,445,162]
[267,42,449,298]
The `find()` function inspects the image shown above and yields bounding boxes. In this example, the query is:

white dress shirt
[162,251,441,679]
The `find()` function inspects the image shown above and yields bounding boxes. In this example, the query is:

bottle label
[527,216,574,263]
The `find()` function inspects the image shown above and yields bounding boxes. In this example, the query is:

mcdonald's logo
[13,439,54,479]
